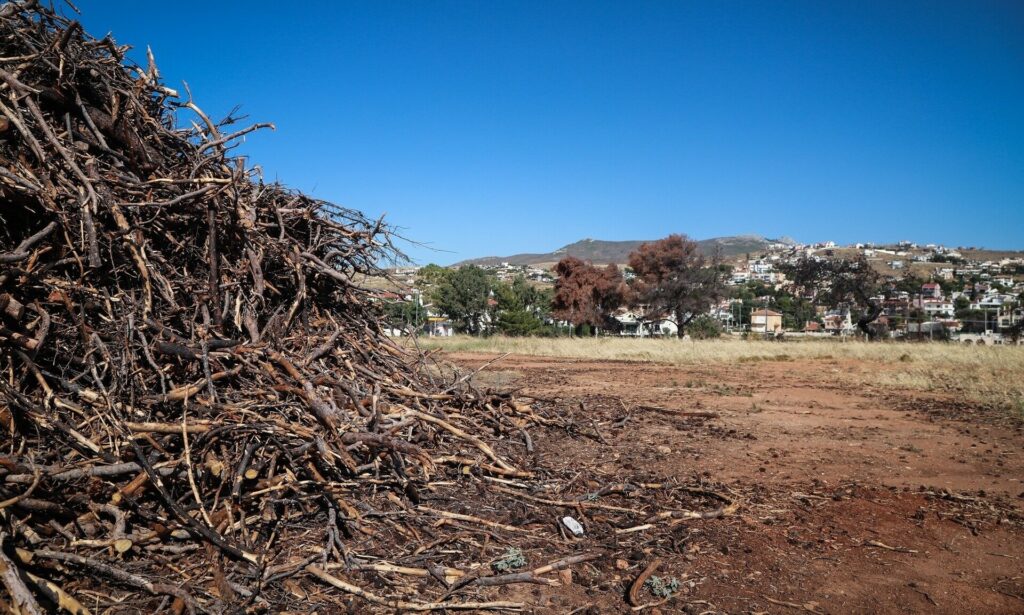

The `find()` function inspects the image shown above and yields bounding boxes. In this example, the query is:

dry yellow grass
[417,334,1019,365]
[416,335,1024,418]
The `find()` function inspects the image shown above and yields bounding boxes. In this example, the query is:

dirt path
[444,352,1024,614]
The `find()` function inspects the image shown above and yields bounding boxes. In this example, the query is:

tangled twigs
[0,2,555,611]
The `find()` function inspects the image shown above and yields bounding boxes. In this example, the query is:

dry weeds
[419,335,1024,419]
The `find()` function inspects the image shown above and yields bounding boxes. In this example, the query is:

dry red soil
[444,352,1024,615]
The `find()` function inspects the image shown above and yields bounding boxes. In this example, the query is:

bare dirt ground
[443,351,1024,614]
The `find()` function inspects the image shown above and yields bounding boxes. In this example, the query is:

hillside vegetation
[457,235,784,266]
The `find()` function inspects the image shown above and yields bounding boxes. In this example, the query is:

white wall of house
[611,310,678,337]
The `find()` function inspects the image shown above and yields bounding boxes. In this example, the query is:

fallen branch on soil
[627,558,663,606]
[908,581,938,606]
[306,565,524,611]
[762,596,825,614]
[863,540,918,554]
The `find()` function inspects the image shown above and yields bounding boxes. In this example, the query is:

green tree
[777,291,817,330]
[416,263,451,288]
[892,274,927,296]
[431,266,493,334]
[956,309,988,333]
[495,276,550,315]
[783,255,888,339]
[1007,318,1024,343]
[383,298,425,331]
[495,309,544,336]
[492,275,550,336]
[687,314,722,339]
[939,278,964,294]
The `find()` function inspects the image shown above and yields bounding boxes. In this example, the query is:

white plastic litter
[561,516,584,536]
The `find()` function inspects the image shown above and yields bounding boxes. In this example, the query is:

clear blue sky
[75,1,1023,263]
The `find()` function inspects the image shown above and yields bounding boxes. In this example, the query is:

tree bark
[857,301,883,340]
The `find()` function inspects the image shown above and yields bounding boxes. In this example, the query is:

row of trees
[395,234,730,338]
[385,265,553,336]
[392,236,1022,341]
[548,235,729,337]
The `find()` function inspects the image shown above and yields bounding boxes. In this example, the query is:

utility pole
[905,297,910,341]
[764,295,769,337]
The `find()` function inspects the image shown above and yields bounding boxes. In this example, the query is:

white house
[823,309,855,335]
[426,316,454,337]
[730,269,751,285]
[918,299,954,318]
[611,308,679,337]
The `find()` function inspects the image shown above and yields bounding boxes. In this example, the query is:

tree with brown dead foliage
[551,257,627,335]
[627,234,727,338]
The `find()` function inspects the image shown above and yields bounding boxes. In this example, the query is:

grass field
[417,335,1024,418]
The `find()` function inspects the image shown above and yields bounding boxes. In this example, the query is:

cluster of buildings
[722,241,1023,343]
[381,240,1023,343]
[608,240,1023,342]
[873,279,1022,341]
[730,259,788,285]
[476,262,554,283]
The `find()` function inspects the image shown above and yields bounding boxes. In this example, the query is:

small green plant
[645,575,680,598]
[492,547,527,572]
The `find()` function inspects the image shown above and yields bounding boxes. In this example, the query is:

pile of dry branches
[0,1,550,612]
[0,3,739,612]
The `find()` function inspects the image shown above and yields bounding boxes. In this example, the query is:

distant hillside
[457,235,785,267]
